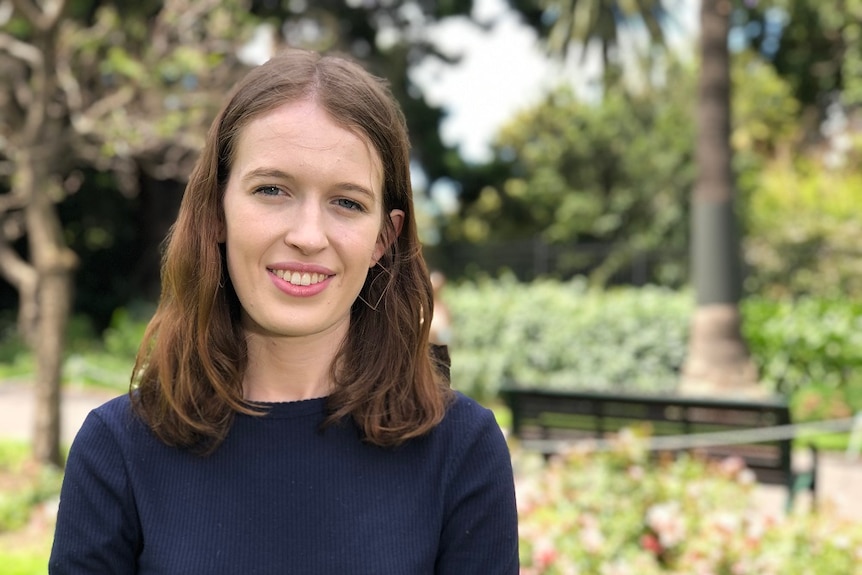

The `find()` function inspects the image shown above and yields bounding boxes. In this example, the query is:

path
[0,381,121,445]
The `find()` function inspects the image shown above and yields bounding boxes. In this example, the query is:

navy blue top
[49,392,519,574]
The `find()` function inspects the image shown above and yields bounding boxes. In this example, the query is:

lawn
[0,440,60,574]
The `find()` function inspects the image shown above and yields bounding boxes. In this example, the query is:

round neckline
[241,396,329,419]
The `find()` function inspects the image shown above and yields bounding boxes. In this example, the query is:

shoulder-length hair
[131,48,453,454]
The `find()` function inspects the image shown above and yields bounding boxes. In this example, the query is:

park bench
[500,385,818,508]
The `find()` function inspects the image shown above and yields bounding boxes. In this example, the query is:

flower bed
[514,429,862,574]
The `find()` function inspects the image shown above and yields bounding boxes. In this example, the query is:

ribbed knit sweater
[49,392,519,574]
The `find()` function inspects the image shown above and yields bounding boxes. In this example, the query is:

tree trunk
[19,149,77,467]
[31,267,74,466]
[680,0,762,397]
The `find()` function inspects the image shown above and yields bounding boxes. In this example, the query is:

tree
[448,63,695,285]
[507,0,666,86]
[0,0,256,466]
[744,0,862,116]
[0,0,80,467]
[679,0,758,394]
[507,0,763,394]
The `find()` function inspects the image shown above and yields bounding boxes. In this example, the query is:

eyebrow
[241,167,377,200]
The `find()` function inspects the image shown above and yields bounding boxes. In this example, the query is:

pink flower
[641,533,662,555]
[532,538,557,568]
[718,456,746,478]
[646,502,687,548]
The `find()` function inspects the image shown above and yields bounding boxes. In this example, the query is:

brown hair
[131,48,453,453]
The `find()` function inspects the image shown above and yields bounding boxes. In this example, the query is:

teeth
[272,269,327,286]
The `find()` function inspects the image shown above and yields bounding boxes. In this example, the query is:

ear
[371,209,404,266]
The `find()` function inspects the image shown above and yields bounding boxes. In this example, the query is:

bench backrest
[501,387,793,486]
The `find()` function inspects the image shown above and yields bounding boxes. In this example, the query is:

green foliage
[525,0,666,83]
[63,305,152,391]
[0,549,49,575]
[0,441,62,533]
[742,155,862,299]
[449,60,696,285]
[0,314,33,380]
[0,305,150,390]
[762,0,862,109]
[0,440,57,574]
[445,279,862,421]
[446,277,690,401]
[102,306,152,359]
[446,49,808,288]
[515,431,862,574]
[731,52,801,159]
[742,296,862,418]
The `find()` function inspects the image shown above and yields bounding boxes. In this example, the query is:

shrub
[446,276,690,401]
[743,157,862,299]
[0,442,62,533]
[742,296,862,417]
[514,430,862,574]
[62,304,153,391]
[444,278,862,418]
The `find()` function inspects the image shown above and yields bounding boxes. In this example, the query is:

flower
[646,501,687,548]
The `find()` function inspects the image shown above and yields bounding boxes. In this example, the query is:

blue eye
[335,198,364,211]
[255,186,282,196]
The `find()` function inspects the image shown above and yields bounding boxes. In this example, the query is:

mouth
[269,269,331,286]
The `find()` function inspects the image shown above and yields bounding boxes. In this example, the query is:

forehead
[232,100,383,180]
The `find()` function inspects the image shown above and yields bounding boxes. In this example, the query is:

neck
[241,330,344,403]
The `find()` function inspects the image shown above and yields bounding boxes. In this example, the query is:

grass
[0,535,53,575]
[803,431,857,452]
[0,440,60,574]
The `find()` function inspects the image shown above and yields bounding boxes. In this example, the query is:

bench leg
[787,444,818,514]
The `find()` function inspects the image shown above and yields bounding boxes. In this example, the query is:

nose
[283,200,328,255]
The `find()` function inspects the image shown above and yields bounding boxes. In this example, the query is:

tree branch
[70,85,136,135]
[9,0,44,30]
[0,31,42,66]
[0,220,34,289]
[0,191,28,214]
[9,0,67,31]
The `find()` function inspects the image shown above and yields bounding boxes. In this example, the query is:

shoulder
[72,393,150,449]
[442,391,499,429]
[431,391,508,454]
[87,393,136,429]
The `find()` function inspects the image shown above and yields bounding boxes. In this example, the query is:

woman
[49,48,519,574]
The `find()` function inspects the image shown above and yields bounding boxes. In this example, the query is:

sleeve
[49,410,141,574]
[435,403,520,574]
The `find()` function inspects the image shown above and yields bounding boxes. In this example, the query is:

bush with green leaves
[444,278,862,419]
[0,442,62,533]
[0,303,152,391]
[515,429,862,574]
[741,296,862,419]
[446,276,690,401]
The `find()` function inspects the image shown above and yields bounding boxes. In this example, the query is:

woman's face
[221,99,403,342]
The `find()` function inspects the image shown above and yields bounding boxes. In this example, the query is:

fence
[425,239,686,286]
[425,239,862,291]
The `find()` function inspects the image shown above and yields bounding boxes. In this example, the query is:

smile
[269,269,330,286]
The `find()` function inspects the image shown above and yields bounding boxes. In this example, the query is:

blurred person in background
[429,270,453,348]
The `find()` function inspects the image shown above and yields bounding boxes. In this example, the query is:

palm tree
[513,0,763,395]
[679,0,759,395]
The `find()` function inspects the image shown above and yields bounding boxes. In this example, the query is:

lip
[267,262,334,297]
